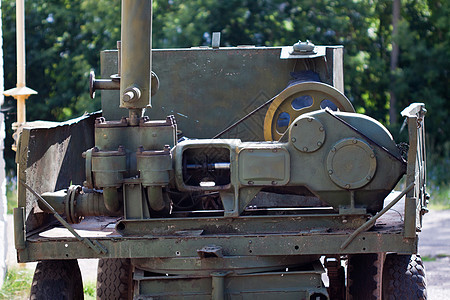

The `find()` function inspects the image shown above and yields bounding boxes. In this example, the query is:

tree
[1,0,448,180]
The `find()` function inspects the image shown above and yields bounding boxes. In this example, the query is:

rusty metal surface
[115,213,369,236]
[17,113,99,231]
[22,229,417,262]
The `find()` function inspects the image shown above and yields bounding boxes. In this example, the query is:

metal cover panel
[101,46,343,141]
[17,113,99,231]
[238,148,290,185]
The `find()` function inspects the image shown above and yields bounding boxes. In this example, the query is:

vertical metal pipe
[120,0,152,114]
[16,0,26,124]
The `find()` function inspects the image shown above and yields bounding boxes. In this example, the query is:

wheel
[263,81,355,141]
[97,258,133,300]
[347,254,381,300]
[382,254,427,300]
[29,260,83,300]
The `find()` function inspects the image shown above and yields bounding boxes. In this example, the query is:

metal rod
[16,0,25,88]
[213,93,278,139]
[16,0,26,124]
[94,79,120,91]
[340,182,415,250]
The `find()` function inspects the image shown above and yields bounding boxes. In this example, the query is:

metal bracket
[340,181,415,250]
[197,245,224,258]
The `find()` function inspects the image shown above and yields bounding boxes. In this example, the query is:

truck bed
[21,192,415,262]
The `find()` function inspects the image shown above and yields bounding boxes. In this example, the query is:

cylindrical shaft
[16,0,25,88]
[120,0,152,111]
[16,96,26,124]
[16,0,26,124]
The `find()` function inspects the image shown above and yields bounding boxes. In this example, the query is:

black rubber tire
[29,260,83,300]
[97,258,133,300]
[347,254,380,300]
[382,254,427,300]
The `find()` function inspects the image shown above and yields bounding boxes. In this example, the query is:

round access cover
[290,116,325,153]
[326,138,377,189]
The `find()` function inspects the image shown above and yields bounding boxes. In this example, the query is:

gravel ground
[418,209,450,300]
[6,209,450,297]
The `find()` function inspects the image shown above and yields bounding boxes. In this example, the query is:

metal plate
[101,47,344,141]
[290,116,326,153]
[326,138,377,189]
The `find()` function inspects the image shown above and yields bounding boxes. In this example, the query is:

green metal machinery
[14,1,428,299]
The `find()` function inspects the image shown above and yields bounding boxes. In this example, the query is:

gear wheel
[263,81,354,141]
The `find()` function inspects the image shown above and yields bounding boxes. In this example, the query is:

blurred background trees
[2,0,448,199]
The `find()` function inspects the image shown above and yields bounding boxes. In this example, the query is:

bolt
[319,126,324,132]
[342,219,348,224]
[366,176,372,181]
[331,147,336,152]
[272,149,278,153]
[123,91,134,102]
[352,139,357,144]
[249,149,254,152]
[370,154,375,158]
[248,181,254,185]
[123,86,142,102]
[345,184,351,189]
[328,170,333,174]
[271,181,278,185]
[317,141,322,146]
[291,138,297,142]
[303,147,308,152]
[307,117,313,122]
[249,240,252,244]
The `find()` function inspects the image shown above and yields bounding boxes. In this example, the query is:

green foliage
[6,175,17,215]
[0,267,33,299]
[394,0,449,148]
[0,266,96,299]
[2,0,448,188]
[83,281,96,299]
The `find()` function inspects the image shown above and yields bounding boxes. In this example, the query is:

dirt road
[419,209,450,299]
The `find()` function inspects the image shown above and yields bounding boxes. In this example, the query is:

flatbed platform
[19,192,416,262]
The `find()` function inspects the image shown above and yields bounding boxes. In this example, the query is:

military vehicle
[13,1,428,299]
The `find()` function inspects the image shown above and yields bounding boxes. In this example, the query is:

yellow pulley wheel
[263,82,355,141]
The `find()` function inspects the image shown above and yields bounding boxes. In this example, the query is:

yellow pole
[16,0,26,124]
[4,0,37,150]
